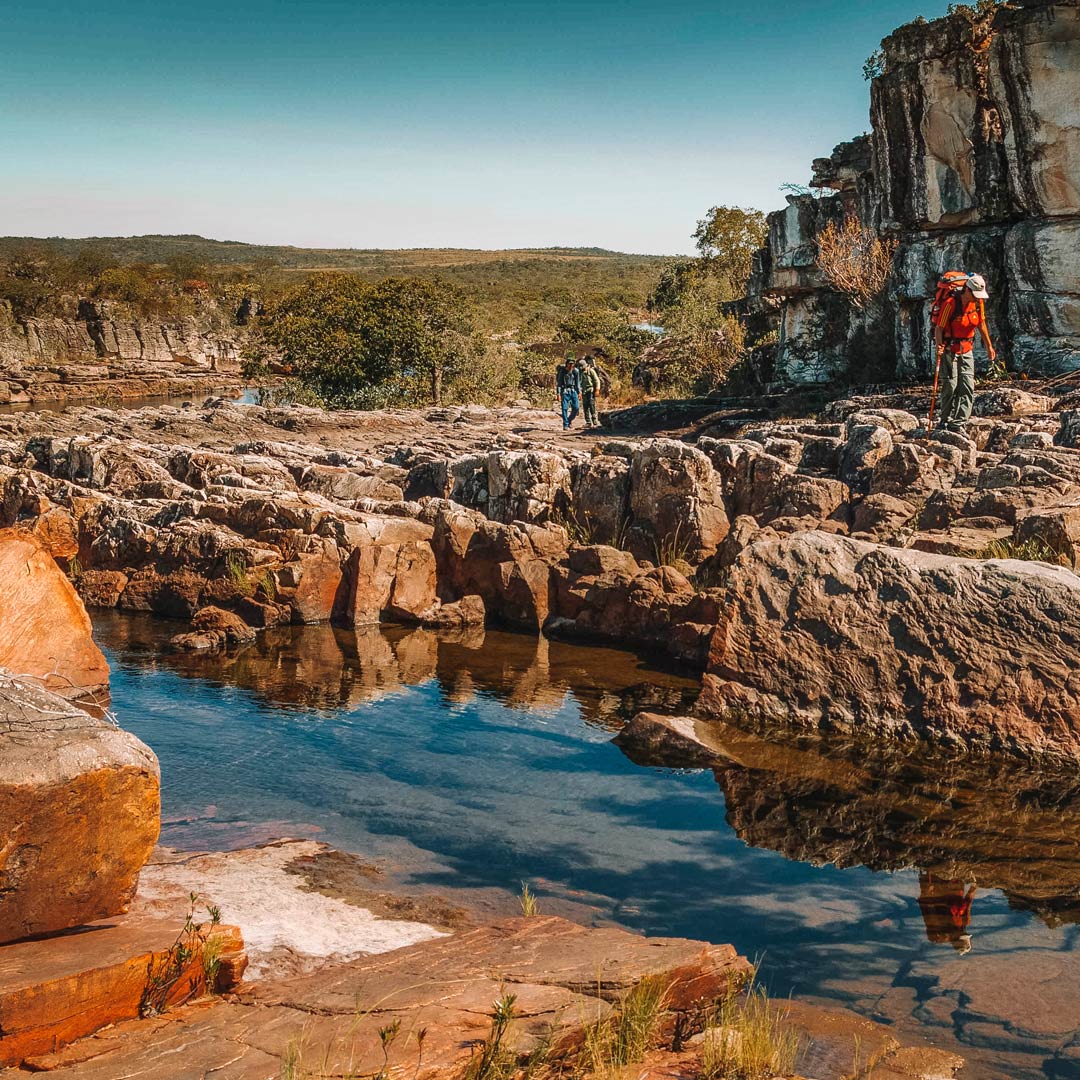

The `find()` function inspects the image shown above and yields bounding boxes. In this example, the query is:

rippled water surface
[94,612,1080,1080]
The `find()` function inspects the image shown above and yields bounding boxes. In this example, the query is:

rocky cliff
[748,0,1079,383]
[0,298,246,405]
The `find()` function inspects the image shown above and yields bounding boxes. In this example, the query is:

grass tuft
[580,974,670,1075]
[519,881,540,918]
[699,985,800,1080]
[978,536,1069,566]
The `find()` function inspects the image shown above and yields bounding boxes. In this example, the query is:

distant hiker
[581,357,602,428]
[556,357,581,430]
[933,272,997,432]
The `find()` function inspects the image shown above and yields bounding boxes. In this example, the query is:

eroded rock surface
[703,531,1080,758]
[0,675,160,943]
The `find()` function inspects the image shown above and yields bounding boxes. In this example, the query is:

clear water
[0,386,261,415]
[93,612,1080,1080]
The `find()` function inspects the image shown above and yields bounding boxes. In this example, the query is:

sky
[0,0,953,254]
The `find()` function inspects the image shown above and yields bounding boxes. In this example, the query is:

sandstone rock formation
[744,0,1080,382]
[0,297,246,406]
[0,528,109,700]
[6,380,1080,755]
[0,910,244,1067]
[703,530,1080,758]
[0,675,160,943]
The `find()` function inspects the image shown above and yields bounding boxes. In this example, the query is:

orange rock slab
[0,527,109,701]
[0,678,160,944]
[0,913,245,1068]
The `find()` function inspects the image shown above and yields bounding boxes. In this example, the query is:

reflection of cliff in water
[617,713,1080,929]
[93,612,699,731]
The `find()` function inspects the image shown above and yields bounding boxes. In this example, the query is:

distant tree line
[2,208,776,407]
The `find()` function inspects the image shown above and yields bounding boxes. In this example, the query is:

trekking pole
[927,347,943,432]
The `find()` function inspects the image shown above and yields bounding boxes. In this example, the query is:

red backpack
[930,270,970,331]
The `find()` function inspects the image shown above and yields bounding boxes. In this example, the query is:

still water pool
[93,612,1080,1080]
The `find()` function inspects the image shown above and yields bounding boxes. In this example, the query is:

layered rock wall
[749,0,1080,383]
[0,298,245,405]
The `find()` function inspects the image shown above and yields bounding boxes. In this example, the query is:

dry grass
[579,975,671,1076]
[815,218,896,310]
[698,986,800,1080]
[519,882,540,918]
[979,536,1070,566]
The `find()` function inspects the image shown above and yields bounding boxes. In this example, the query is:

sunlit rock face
[743,0,1080,383]
[0,528,110,701]
[0,675,160,943]
[701,530,1080,760]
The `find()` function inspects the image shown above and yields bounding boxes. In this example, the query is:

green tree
[691,205,768,299]
[0,248,65,319]
[254,272,380,406]
[360,277,482,406]
[250,272,483,408]
[648,260,706,313]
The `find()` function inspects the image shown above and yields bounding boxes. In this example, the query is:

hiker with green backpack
[929,271,998,433]
[581,357,602,428]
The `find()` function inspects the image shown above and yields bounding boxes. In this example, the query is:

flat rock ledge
[7,913,961,1080]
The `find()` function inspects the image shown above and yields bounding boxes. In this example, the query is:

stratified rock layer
[0,675,160,943]
[703,530,1080,758]
[743,0,1080,381]
[0,528,110,700]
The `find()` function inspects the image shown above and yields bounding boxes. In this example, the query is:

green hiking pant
[939,350,975,428]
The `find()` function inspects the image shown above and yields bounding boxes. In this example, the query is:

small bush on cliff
[139,893,223,1018]
[815,217,897,310]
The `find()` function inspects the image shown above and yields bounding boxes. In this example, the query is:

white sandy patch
[134,839,447,979]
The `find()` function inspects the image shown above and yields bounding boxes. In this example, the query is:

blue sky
[1,1,949,253]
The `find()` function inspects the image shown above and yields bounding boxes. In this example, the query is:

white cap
[967,273,989,299]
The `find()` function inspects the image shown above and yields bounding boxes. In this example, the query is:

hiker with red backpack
[929,271,997,432]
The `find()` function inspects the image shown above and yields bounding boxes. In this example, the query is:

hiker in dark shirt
[555,357,581,430]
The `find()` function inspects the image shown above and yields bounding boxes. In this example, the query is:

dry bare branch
[815,218,897,309]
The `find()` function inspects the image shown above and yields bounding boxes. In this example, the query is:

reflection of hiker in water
[917,872,976,954]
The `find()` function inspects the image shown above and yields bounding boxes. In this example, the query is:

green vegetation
[645,206,766,395]
[465,993,519,1080]
[979,536,1070,566]
[2,210,777,407]
[139,893,224,1018]
[698,986,801,1080]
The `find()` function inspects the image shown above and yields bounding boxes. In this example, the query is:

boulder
[486,450,571,524]
[569,455,631,547]
[628,440,728,561]
[0,529,109,701]
[0,675,160,943]
[851,493,917,540]
[703,531,1080,759]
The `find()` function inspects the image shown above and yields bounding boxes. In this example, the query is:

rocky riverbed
[5,379,1080,1076]
[4,378,1080,757]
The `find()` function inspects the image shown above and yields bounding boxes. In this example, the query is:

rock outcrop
[0,297,245,406]
[6,384,1080,755]
[745,0,1080,382]
[0,528,109,700]
[702,530,1080,759]
[0,675,160,943]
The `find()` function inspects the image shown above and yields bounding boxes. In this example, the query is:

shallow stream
[94,612,1080,1080]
